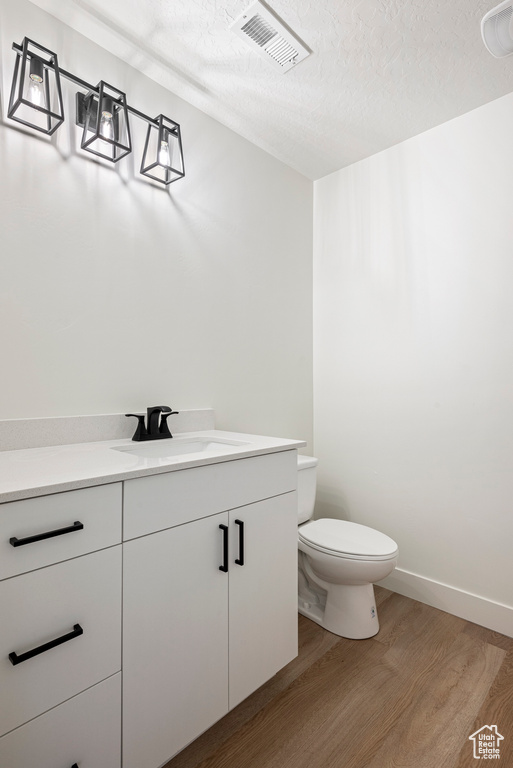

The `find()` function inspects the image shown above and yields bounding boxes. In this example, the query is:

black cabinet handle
[71,764,79,768]
[235,519,245,566]
[10,521,84,548]
[9,623,83,666]
[219,524,228,573]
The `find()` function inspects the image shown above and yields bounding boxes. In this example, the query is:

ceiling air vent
[482,1,513,57]
[230,1,310,73]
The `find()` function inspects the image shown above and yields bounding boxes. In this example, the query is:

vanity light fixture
[76,82,132,163]
[7,37,184,184]
[8,38,64,135]
[140,114,185,185]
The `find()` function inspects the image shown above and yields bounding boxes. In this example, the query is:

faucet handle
[125,413,147,442]
[159,410,179,438]
[146,405,173,436]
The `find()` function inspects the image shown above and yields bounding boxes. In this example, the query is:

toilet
[297,455,398,639]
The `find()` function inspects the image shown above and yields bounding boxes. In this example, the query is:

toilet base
[299,583,379,639]
[299,554,380,639]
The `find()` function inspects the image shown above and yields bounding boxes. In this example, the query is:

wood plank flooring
[164,588,513,768]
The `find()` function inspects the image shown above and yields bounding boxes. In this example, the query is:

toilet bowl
[297,455,398,639]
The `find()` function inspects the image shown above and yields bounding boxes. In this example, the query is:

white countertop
[0,430,306,504]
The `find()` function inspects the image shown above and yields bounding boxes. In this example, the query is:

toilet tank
[297,455,318,524]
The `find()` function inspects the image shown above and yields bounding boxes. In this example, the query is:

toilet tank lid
[297,455,318,470]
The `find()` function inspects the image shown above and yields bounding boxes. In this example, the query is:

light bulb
[28,76,44,107]
[158,140,170,167]
[99,110,114,141]
[28,57,45,107]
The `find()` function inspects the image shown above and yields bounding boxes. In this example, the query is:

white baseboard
[379,568,513,638]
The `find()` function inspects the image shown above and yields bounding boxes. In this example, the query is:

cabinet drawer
[124,449,297,539]
[0,546,121,737]
[0,673,121,768]
[0,483,121,580]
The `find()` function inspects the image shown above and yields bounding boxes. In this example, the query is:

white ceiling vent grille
[482,1,513,57]
[230,1,310,73]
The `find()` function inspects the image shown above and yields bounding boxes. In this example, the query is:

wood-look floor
[164,588,513,768]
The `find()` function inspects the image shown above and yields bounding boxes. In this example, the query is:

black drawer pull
[71,764,79,768]
[10,521,84,547]
[9,623,83,666]
[219,524,228,573]
[235,519,245,566]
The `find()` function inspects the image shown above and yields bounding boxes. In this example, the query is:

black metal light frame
[8,38,185,184]
[8,37,64,135]
[76,81,132,163]
[140,114,185,185]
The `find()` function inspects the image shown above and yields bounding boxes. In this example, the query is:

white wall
[314,93,513,634]
[0,0,313,446]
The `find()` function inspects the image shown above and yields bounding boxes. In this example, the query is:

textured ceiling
[29,0,513,179]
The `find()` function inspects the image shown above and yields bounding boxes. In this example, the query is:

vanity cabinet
[0,445,298,768]
[122,451,298,768]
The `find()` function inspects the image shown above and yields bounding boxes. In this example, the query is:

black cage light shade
[78,81,132,163]
[140,115,185,185]
[8,37,64,135]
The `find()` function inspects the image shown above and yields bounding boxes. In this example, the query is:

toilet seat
[299,519,398,561]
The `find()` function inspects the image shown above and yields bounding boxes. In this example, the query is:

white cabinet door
[123,512,230,768]
[228,492,298,709]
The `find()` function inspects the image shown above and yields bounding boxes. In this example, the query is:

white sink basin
[111,436,249,459]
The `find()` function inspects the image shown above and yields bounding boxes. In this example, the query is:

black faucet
[125,406,179,442]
